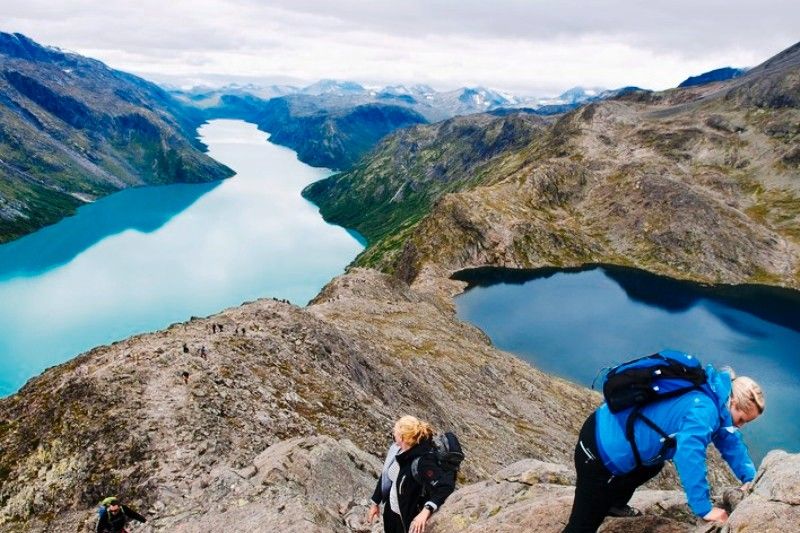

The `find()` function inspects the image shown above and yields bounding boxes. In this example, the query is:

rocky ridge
[0,269,597,531]
[0,269,795,532]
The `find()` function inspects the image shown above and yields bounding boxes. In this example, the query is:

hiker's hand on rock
[739,481,752,492]
[703,507,729,523]
[410,508,431,533]
[367,503,380,523]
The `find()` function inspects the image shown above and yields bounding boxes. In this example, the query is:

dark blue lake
[453,265,800,463]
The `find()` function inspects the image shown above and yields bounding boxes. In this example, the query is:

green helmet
[100,496,118,507]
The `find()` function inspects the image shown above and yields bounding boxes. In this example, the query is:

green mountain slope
[302,112,549,265]
[0,32,233,243]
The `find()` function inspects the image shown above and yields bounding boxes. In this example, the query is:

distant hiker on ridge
[563,350,765,532]
[96,496,146,533]
[367,415,462,533]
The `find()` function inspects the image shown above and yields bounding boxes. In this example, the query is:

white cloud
[1,1,797,95]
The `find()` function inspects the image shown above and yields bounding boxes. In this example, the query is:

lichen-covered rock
[428,451,800,533]
[724,450,800,532]
[160,436,383,533]
[426,460,693,533]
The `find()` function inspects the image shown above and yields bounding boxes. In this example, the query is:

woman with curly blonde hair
[367,416,455,533]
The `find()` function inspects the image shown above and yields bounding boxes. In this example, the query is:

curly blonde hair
[394,415,434,447]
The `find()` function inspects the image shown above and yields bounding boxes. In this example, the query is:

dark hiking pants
[383,504,406,533]
[563,413,663,532]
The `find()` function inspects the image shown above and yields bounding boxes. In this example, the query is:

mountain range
[304,41,800,290]
[0,31,759,246]
[173,79,626,121]
[2,33,592,242]
[170,81,643,172]
[0,31,798,533]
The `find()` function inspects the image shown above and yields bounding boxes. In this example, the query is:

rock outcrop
[164,436,383,533]
[427,450,799,532]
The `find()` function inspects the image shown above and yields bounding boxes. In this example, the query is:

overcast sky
[2,1,798,96]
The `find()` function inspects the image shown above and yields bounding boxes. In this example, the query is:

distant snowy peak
[538,86,608,106]
[457,87,518,108]
[300,79,367,96]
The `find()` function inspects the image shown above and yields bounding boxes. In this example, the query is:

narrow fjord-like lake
[454,266,800,462]
[0,120,363,396]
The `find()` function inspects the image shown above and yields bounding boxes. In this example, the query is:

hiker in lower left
[96,497,146,533]
[367,415,459,533]
[563,350,764,532]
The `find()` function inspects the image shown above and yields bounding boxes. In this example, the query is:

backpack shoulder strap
[626,387,709,467]
[411,456,422,483]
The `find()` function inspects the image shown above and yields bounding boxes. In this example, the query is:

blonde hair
[395,415,434,447]
[727,369,765,414]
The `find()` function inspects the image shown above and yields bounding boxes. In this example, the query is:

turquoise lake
[0,119,363,396]
[453,266,800,463]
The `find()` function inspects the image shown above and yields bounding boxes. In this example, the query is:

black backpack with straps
[595,350,712,467]
[411,432,464,485]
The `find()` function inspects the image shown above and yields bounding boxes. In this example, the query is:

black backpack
[595,350,710,466]
[411,432,464,485]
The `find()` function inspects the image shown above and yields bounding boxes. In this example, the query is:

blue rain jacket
[594,364,756,517]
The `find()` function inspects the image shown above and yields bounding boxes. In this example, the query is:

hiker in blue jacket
[563,354,764,532]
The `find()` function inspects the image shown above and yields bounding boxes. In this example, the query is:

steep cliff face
[306,41,800,290]
[0,32,233,243]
